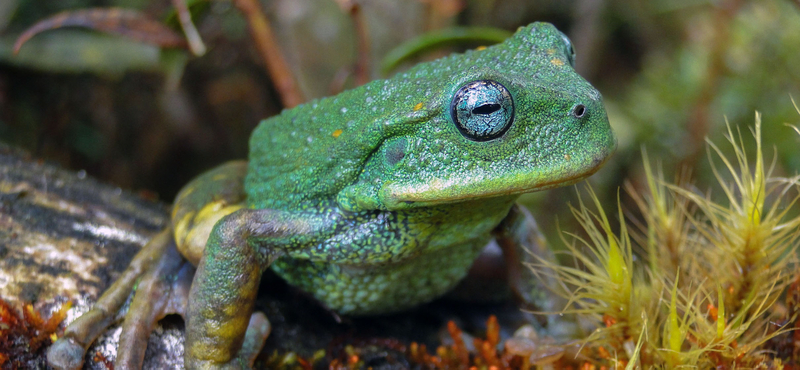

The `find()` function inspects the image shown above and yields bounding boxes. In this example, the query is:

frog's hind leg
[115,235,270,369]
[183,207,328,369]
[49,161,265,370]
[47,230,183,369]
[113,236,195,368]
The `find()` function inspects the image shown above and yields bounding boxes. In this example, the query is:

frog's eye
[559,32,576,68]
[450,80,514,141]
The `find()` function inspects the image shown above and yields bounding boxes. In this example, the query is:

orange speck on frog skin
[550,58,564,66]
[476,46,487,51]
[332,129,343,138]
[413,102,424,111]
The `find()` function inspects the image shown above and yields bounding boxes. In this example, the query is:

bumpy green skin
[247,23,609,213]
[44,22,614,370]
[238,22,614,314]
[184,22,615,367]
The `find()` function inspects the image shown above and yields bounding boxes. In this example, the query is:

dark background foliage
[1,0,799,240]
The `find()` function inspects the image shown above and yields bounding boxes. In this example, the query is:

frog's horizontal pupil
[472,103,501,115]
[451,80,514,141]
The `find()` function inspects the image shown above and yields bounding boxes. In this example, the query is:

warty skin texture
[242,22,615,315]
[47,22,615,370]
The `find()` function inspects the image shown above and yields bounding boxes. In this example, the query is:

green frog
[47,22,615,369]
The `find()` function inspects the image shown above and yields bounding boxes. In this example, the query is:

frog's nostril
[572,104,586,118]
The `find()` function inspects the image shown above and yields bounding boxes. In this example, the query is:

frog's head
[336,22,615,212]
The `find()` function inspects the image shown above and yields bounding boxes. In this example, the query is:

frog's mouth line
[381,151,611,209]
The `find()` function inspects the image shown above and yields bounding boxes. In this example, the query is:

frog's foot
[114,241,194,368]
[117,255,270,370]
[47,230,194,370]
[448,240,513,302]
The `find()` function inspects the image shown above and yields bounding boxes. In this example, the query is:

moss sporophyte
[532,114,800,368]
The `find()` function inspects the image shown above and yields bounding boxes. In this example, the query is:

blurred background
[1,0,799,243]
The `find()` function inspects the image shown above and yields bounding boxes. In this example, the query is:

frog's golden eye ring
[450,80,514,142]
[572,104,586,118]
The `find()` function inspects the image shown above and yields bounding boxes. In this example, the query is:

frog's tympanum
[47,23,615,369]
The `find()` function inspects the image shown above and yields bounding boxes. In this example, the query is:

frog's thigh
[172,160,248,265]
[493,204,565,313]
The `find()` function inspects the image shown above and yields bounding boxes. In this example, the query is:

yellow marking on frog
[332,129,343,138]
[174,212,195,247]
[546,48,556,55]
[550,58,564,66]
[224,304,239,317]
[196,200,227,221]
[475,45,487,51]
[212,173,229,181]
[176,201,244,263]
[413,102,424,111]
[172,187,195,219]
[564,153,572,161]
[206,314,248,338]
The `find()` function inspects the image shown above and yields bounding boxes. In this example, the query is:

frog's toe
[239,312,271,366]
[46,336,84,370]
[115,242,194,368]
[47,230,176,370]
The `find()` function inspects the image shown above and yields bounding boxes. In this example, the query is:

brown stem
[171,0,206,56]
[232,0,304,108]
[347,2,371,86]
[330,0,371,89]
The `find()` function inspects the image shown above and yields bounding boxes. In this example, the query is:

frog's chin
[380,154,609,210]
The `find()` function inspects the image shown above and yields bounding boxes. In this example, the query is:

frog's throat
[380,153,609,209]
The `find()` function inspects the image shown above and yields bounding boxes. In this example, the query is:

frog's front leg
[183,207,329,369]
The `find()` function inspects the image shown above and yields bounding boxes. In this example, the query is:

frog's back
[244,79,418,211]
